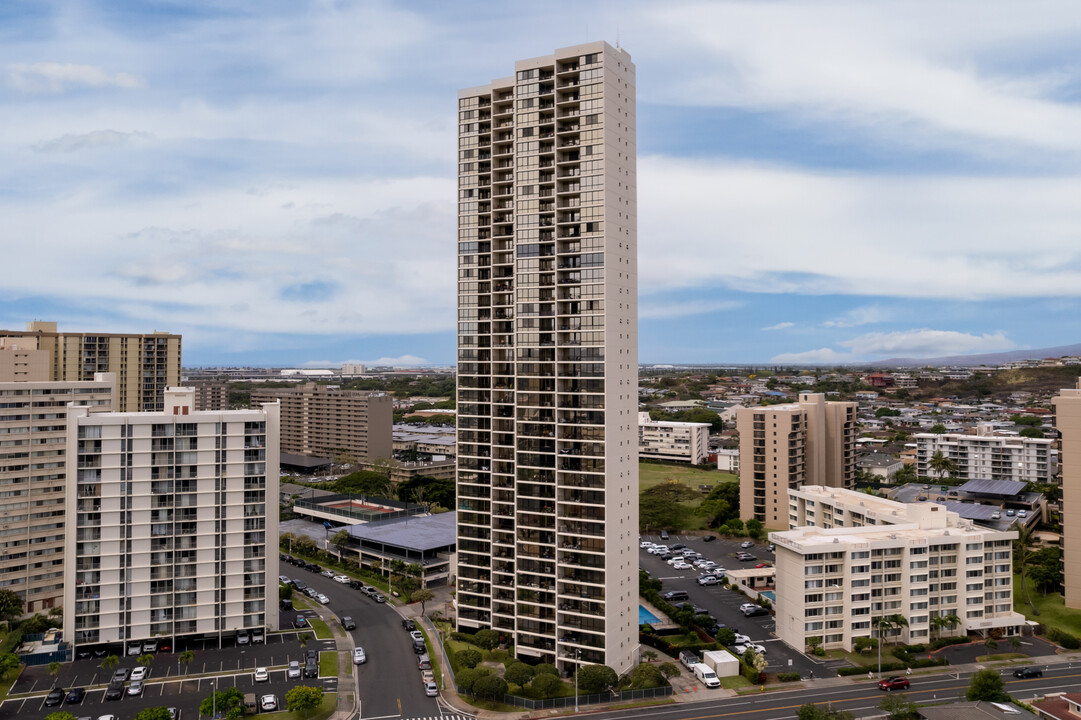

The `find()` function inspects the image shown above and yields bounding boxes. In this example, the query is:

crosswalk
[400,716,474,720]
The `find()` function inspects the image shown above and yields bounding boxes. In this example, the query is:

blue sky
[3,1,1081,366]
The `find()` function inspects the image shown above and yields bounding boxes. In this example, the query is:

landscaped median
[319,650,337,678]
[308,617,332,640]
[253,691,336,720]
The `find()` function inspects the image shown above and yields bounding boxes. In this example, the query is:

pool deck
[639,597,680,632]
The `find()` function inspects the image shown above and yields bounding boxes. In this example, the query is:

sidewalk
[303,599,359,720]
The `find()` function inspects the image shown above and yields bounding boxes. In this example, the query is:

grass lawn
[291,594,313,611]
[822,648,883,667]
[261,692,336,720]
[415,626,440,689]
[1013,573,1081,637]
[977,653,1027,662]
[0,668,20,705]
[639,462,736,492]
[319,651,337,678]
[718,675,753,689]
[309,618,332,640]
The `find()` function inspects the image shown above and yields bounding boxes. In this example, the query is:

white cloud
[32,130,149,154]
[762,321,795,331]
[770,348,854,364]
[839,329,1016,357]
[359,355,430,367]
[639,299,742,319]
[822,305,893,328]
[638,156,1081,301]
[4,63,144,92]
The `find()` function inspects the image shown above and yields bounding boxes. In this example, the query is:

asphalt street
[639,532,835,678]
[286,567,441,719]
[584,663,1081,720]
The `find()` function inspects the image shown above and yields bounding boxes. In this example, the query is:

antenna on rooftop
[617,25,621,49]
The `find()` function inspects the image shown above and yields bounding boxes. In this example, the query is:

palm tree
[928,451,958,480]
[875,616,894,677]
[887,614,909,647]
[100,654,119,673]
[298,632,309,651]
[178,649,194,683]
[930,615,948,641]
[942,613,961,640]
[1014,525,1040,615]
[137,653,154,669]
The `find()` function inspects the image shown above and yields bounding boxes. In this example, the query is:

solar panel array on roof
[958,479,1028,497]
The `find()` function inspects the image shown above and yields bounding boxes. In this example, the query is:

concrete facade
[737,393,857,529]
[637,412,710,464]
[251,382,392,461]
[0,321,180,413]
[1054,382,1081,608]
[915,423,1054,484]
[64,388,280,653]
[455,41,639,675]
[0,374,115,615]
[772,486,1023,653]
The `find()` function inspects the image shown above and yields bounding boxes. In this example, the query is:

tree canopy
[576,664,618,693]
[966,668,1009,702]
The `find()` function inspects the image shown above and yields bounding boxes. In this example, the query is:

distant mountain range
[871,343,1081,368]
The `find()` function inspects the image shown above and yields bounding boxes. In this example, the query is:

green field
[639,462,736,491]
[1013,573,1081,637]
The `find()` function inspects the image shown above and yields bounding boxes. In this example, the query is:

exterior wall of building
[190,382,230,412]
[915,424,1053,483]
[455,41,638,675]
[737,394,857,529]
[251,383,392,461]
[1054,383,1081,608]
[773,486,1022,652]
[0,339,50,381]
[637,413,710,464]
[63,388,279,652]
[0,374,115,615]
[716,449,739,473]
[0,321,181,413]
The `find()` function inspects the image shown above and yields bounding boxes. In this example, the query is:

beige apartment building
[190,381,230,411]
[915,423,1054,484]
[772,486,1023,653]
[251,382,392,461]
[0,373,114,615]
[1054,381,1081,608]
[64,388,280,653]
[0,338,50,381]
[637,411,710,464]
[0,321,181,413]
[737,393,857,528]
[456,41,639,675]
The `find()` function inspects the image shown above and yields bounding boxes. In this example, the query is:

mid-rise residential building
[189,382,230,412]
[63,388,279,653]
[915,423,1054,483]
[772,486,1023,653]
[637,412,710,464]
[0,321,181,412]
[737,393,857,528]
[0,374,114,615]
[716,448,740,473]
[455,41,639,675]
[251,382,392,461]
[1054,382,1081,608]
[0,338,50,381]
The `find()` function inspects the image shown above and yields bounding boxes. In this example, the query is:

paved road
[585,663,1081,720]
[286,567,440,719]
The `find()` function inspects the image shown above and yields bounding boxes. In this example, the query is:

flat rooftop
[347,511,457,553]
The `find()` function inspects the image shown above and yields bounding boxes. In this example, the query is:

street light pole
[574,648,580,713]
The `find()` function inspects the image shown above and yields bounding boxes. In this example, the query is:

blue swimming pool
[639,605,662,625]
[760,591,776,601]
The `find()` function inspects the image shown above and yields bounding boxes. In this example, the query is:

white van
[692,663,721,688]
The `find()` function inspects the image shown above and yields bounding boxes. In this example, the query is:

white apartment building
[915,423,1054,483]
[64,388,279,653]
[716,448,740,473]
[455,41,638,675]
[771,486,1023,653]
[637,412,710,464]
[0,373,114,615]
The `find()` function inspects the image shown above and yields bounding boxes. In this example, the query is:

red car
[878,676,910,691]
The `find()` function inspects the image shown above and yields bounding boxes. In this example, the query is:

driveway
[931,636,1059,666]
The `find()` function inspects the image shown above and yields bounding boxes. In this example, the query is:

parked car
[104,682,124,701]
[253,629,264,644]
[292,580,308,592]
[321,570,336,578]
[349,580,363,590]
[127,681,144,696]
[374,593,386,603]
[670,543,686,550]
[703,535,716,542]
[663,590,689,602]
[878,676,910,691]
[423,681,439,697]
[316,593,330,604]
[254,667,269,682]
[280,598,294,611]
[660,530,669,540]
[697,575,722,586]
[413,639,427,654]
[236,630,250,645]
[295,616,308,628]
[402,619,416,631]
[287,661,301,679]
[142,640,157,653]
[260,695,278,712]
[734,643,766,655]
[353,647,367,665]
[671,561,692,570]
[341,616,356,630]
[417,653,432,670]
[679,650,699,670]
[127,643,142,656]
[333,575,350,584]
[755,563,772,569]
[304,659,318,678]
[640,540,656,548]
[1013,667,1043,678]
[740,541,754,549]
[112,668,131,683]
[65,687,85,704]
[45,688,66,707]
[130,667,150,681]
[742,605,769,617]
[304,588,319,598]
[279,575,292,585]
[737,552,755,561]
[1018,510,1028,518]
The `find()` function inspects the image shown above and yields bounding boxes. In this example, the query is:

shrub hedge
[837,657,948,676]
[1048,628,1081,650]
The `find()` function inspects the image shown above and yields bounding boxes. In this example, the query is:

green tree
[985,637,998,651]
[629,662,666,689]
[929,424,948,435]
[100,654,120,673]
[472,674,508,700]
[44,713,77,720]
[798,704,855,720]
[412,588,435,615]
[0,653,20,675]
[890,465,917,484]
[137,654,154,669]
[331,529,351,558]
[658,661,680,679]
[285,685,324,719]
[1014,525,1039,615]
[716,628,737,646]
[696,482,740,527]
[1019,427,1044,439]
[280,583,294,600]
[0,589,23,624]
[198,687,245,720]
[473,628,500,651]
[294,535,318,557]
[576,664,618,693]
[504,662,534,689]
[454,648,482,669]
[534,663,559,677]
[886,614,909,646]
[879,693,919,720]
[531,672,562,698]
[455,667,483,694]
[928,450,957,478]
[745,518,765,540]
[134,708,173,720]
[642,649,657,662]
[1030,548,1064,595]
[639,482,699,531]
[966,668,1009,702]
[178,650,195,674]
[48,661,61,679]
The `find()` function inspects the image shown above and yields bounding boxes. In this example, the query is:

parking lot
[640,532,846,678]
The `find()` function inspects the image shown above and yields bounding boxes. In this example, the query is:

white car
[423,680,439,697]
[733,633,752,644]
[98,716,119,720]
[320,570,336,578]
[260,695,278,712]
[317,593,330,604]
[650,545,669,554]
[278,575,291,585]
[640,540,655,548]
[287,660,301,679]
[254,667,269,682]
[671,561,692,570]
[734,643,767,655]
[696,575,722,586]
[353,647,367,665]
[409,630,424,642]
[127,681,144,696]
[739,603,759,613]
[740,541,755,549]
[333,575,350,584]
[130,666,150,681]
